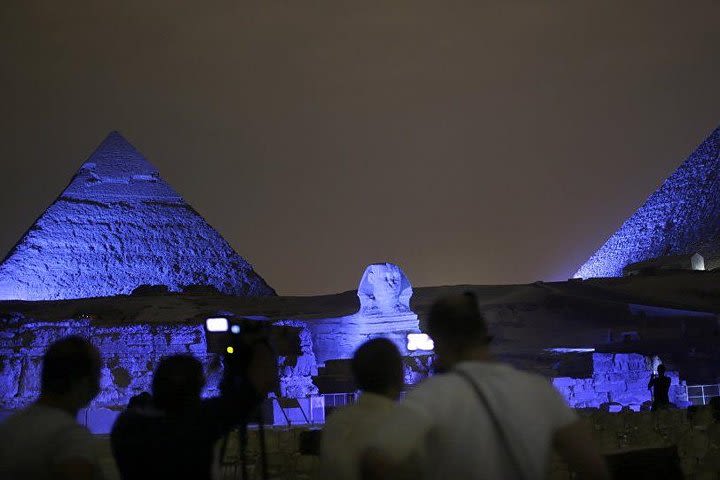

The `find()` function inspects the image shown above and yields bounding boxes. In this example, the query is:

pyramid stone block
[0,132,275,300]
[575,126,720,278]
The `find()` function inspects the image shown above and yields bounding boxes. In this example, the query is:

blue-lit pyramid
[0,132,275,300]
[575,125,720,278]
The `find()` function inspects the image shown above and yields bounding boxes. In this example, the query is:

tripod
[218,411,269,480]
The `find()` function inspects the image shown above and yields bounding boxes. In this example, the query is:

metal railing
[322,392,358,411]
[687,384,720,406]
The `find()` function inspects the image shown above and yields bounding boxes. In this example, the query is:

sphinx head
[357,263,412,316]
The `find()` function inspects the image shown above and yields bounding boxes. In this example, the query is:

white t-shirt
[0,403,104,480]
[320,392,396,480]
[370,361,578,480]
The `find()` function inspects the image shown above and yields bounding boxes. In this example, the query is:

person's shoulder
[2,404,79,433]
[112,407,163,436]
[323,402,362,427]
[405,373,447,395]
[412,371,462,391]
[111,408,133,432]
[488,363,550,385]
[0,409,27,438]
[58,418,94,440]
[402,373,465,410]
[472,362,564,398]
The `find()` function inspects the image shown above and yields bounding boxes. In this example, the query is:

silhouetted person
[362,292,610,480]
[0,336,104,480]
[126,392,152,410]
[111,343,277,480]
[321,338,405,480]
[711,396,720,422]
[648,364,671,411]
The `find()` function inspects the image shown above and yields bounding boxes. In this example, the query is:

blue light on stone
[545,347,595,353]
[575,125,720,278]
[0,132,274,300]
[552,353,689,410]
[309,263,421,363]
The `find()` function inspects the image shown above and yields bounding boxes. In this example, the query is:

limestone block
[18,357,41,399]
[593,379,627,394]
[0,132,275,301]
[678,429,709,473]
[0,356,21,401]
[278,429,294,451]
[263,430,281,454]
[552,377,578,388]
[575,126,720,278]
[296,455,320,474]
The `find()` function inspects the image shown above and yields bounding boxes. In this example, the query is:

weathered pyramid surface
[0,132,275,300]
[575,125,720,278]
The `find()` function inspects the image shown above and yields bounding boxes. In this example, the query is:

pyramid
[0,132,275,300]
[575,125,720,279]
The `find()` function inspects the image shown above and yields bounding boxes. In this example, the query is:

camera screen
[206,317,229,332]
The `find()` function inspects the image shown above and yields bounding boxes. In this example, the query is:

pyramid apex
[62,132,182,202]
[0,133,275,300]
[105,130,125,139]
[90,131,143,162]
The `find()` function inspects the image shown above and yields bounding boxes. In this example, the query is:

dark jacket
[110,389,261,480]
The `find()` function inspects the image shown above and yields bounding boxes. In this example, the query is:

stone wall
[233,407,720,480]
[555,406,720,479]
[0,318,208,410]
[97,407,720,480]
[553,353,688,410]
[0,316,317,413]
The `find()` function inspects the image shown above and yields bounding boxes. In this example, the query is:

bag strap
[454,368,526,480]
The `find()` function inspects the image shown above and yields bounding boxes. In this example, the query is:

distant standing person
[648,364,672,411]
[0,336,104,480]
[320,338,406,480]
[362,292,610,480]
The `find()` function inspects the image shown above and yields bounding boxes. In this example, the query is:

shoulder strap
[454,368,526,480]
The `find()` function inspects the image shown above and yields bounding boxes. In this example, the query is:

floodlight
[206,317,229,332]
[407,333,434,351]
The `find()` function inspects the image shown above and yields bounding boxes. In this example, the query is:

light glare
[545,347,595,353]
[206,317,229,332]
[407,333,434,351]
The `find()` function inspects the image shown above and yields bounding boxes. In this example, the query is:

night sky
[2,1,720,295]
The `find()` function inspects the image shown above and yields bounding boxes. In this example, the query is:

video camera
[204,317,300,480]
[204,316,301,390]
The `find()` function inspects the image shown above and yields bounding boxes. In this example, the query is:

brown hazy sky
[2,1,720,295]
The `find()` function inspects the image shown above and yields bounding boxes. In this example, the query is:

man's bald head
[427,291,490,349]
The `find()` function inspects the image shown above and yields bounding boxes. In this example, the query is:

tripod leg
[240,423,249,480]
[258,413,269,480]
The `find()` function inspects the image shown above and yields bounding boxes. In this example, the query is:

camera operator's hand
[247,342,280,396]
